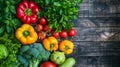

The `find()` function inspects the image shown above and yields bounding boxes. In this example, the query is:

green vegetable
[33,0,83,32]
[59,57,76,67]
[0,0,21,36]
[0,45,8,60]
[50,51,65,65]
[16,43,51,67]
[15,55,29,67]
[0,33,21,67]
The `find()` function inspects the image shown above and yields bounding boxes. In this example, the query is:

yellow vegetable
[42,36,58,51]
[59,40,74,54]
[15,24,38,45]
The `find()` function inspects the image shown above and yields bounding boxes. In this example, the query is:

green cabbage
[50,51,65,65]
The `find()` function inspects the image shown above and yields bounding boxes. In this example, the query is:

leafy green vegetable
[34,0,83,32]
[0,33,21,67]
[0,0,21,36]
[16,43,51,67]
[0,45,8,60]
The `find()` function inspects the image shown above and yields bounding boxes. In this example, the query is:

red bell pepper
[16,1,39,24]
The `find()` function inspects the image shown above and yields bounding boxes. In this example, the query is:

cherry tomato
[36,24,43,32]
[39,17,47,25]
[68,28,76,36]
[51,30,59,38]
[43,24,51,32]
[59,30,68,38]
[37,31,46,40]
[40,61,56,67]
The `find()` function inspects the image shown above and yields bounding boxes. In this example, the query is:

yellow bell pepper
[15,24,38,45]
[42,36,58,51]
[59,40,74,54]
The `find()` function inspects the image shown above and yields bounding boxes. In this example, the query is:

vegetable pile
[0,0,83,67]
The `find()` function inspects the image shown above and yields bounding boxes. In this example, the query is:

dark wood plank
[71,27,120,41]
[78,0,120,17]
[74,18,120,27]
[72,0,120,67]
[73,56,120,67]
[70,41,120,56]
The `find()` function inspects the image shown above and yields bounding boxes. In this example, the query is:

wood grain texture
[73,0,120,67]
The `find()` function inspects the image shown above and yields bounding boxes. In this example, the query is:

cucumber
[59,57,76,67]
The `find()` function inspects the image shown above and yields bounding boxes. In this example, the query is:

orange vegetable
[59,40,74,54]
[42,36,58,51]
[15,24,38,45]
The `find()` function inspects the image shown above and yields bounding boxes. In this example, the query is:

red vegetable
[36,24,43,32]
[38,31,46,40]
[68,28,76,36]
[51,30,59,38]
[16,1,39,24]
[39,17,47,25]
[43,24,51,32]
[59,30,68,38]
[40,61,56,67]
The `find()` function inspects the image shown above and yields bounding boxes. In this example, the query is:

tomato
[43,24,51,32]
[68,28,76,36]
[40,61,56,67]
[37,31,46,40]
[51,30,59,38]
[59,30,68,38]
[39,17,47,25]
[36,24,43,32]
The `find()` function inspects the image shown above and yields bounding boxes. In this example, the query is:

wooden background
[70,0,120,67]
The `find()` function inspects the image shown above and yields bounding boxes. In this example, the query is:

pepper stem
[65,46,69,50]
[23,30,30,37]
[24,8,32,16]
[50,44,54,52]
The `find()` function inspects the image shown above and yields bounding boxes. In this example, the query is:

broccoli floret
[28,58,41,67]
[16,55,28,67]
[16,43,50,67]
[26,48,40,57]
[20,46,30,53]
[23,53,32,59]
[41,50,51,61]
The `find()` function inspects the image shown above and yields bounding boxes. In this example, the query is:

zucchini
[59,57,76,67]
